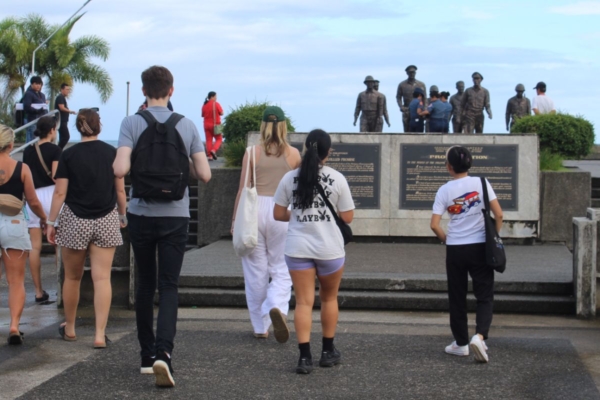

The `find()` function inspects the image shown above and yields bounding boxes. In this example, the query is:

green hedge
[223,101,295,143]
[511,113,595,159]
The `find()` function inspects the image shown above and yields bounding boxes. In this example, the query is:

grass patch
[222,139,247,167]
[540,149,566,171]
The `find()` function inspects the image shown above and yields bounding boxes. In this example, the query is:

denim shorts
[284,256,345,276]
[0,211,32,252]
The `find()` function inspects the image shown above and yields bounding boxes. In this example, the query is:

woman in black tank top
[0,124,47,345]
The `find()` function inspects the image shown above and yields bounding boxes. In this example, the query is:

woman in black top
[23,116,61,303]
[0,124,47,345]
[46,109,127,348]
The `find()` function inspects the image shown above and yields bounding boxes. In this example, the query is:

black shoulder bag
[480,177,506,273]
[315,183,353,245]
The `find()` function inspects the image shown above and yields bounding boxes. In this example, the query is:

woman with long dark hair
[23,116,61,303]
[274,129,355,374]
[430,146,503,363]
[201,91,224,161]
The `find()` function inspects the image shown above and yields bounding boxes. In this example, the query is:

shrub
[222,101,295,166]
[511,113,595,159]
[223,101,295,143]
[539,149,565,171]
[222,139,247,167]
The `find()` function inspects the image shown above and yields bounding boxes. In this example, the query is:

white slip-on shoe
[445,341,469,356]
[269,308,290,344]
[470,335,489,363]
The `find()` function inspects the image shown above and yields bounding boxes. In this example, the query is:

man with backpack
[113,65,211,388]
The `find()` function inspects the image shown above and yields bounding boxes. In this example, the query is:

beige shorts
[56,205,123,250]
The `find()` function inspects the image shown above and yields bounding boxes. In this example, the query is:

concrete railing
[572,208,600,318]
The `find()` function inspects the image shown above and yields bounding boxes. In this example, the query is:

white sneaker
[445,341,469,356]
[470,335,489,363]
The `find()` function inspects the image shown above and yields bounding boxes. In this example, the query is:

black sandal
[35,291,49,303]
[59,323,77,342]
[7,331,24,345]
[93,335,112,349]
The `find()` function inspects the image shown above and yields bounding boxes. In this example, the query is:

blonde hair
[0,125,15,153]
[259,115,288,157]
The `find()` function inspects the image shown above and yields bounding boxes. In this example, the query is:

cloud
[461,7,495,20]
[550,1,600,15]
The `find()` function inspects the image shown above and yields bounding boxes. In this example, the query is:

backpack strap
[136,110,158,126]
[163,113,185,131]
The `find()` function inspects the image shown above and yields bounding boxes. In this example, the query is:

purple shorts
[284,256,345,276]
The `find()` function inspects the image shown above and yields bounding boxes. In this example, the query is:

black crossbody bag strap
[480,176,490,214]
[316,183,341,224]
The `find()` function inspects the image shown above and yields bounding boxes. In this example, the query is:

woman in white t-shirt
[274,129,355,374]
[430,145,503,364]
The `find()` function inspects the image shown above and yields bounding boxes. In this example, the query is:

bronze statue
[449,81,465,133]
[505,83,531,131]
[374,80,390,131]
[354,76,383,132]
[461,72,492,134]
[396,65,426,132]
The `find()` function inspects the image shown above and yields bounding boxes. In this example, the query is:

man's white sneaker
[445,341,469,356]
[470,335,489,363]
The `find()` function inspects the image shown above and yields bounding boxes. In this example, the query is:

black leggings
[446,243,494,346]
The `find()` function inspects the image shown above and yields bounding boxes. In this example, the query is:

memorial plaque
[400,144,518,211]
[292,143,381,209]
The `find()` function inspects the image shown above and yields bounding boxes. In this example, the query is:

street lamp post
[126,81,130,116]
[30,0,93,76]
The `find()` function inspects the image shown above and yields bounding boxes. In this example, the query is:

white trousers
[241,196,292,334]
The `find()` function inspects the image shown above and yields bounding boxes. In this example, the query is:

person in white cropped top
[431,145,503,364]
[232,106,300,342]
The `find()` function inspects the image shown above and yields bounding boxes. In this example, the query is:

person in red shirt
[201,91,224,161]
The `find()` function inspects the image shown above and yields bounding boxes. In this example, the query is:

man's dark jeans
[128,213,189,358]
[58,123,70,149]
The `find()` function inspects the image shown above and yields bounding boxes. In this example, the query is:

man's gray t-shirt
[118,106,205,217]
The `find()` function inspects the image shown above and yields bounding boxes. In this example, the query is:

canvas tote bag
[233,146,258,256]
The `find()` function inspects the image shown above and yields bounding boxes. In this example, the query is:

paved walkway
[565,160,600,177]
[181,240,573,284]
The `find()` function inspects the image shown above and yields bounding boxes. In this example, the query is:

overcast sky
[4,0,599,141]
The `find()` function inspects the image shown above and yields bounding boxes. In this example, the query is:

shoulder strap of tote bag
[34,142,52,177]
[316,183,342,225]
[480,176,490,213]
[244,146,256,188]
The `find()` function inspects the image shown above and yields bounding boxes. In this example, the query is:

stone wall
[197,168,241,246]
[540,170,591,248]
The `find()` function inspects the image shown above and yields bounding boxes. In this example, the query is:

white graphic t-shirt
[432,176,497,245]
[274,165,355,260]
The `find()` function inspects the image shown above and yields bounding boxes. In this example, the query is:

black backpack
[130,110,190,200]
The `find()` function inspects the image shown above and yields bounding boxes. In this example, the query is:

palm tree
[0,13,113,108]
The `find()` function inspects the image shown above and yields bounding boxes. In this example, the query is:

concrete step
[177,288,575,314]
[178,275,572,295]
[593,177,600,189]
[592,199,600,208]
[592,188,600,199]
[188,233,197,246]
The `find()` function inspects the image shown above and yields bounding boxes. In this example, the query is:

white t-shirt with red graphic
[432,176,497,245]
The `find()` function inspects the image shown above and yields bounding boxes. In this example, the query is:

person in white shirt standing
[532,82,556,115]
[274,129,355,374]
[430,146,503,364]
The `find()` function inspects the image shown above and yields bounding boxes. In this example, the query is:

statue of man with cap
[354,75,384,132]
[505,84,531,131]
[396,65,427,132]
[449,81,465,133]
[460,72,492,134]
[374,80,391,131]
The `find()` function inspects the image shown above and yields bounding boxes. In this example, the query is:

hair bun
[33,128,41,137]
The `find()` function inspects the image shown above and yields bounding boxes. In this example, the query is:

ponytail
[294,129,331,211]
[203,91,216,106]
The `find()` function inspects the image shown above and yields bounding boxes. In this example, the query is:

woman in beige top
[232,106,301,342]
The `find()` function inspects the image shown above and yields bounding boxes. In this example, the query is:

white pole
[30,0,92,76]
[126,81,130,116]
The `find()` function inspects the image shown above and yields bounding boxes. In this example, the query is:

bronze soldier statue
[374,80,390,131]
[449,81,465,133]
[396,65,426,132]
[354,75,383,132]
[461,72,492,134]
[505,83,531,131]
